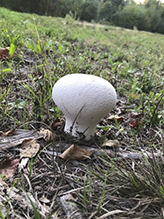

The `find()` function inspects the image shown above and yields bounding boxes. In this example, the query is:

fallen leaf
[129,119,142,128]
[0,158,19,178]
[0,47,10,59]
[40,127,53,142]
[102,139,120,148]
[39,196,50,203]
[107,115,124,122]
[0,129,15,137]
[20,139,40,158]
[59,144,93,160]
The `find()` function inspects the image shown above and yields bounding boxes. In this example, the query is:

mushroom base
[64,118,96,140]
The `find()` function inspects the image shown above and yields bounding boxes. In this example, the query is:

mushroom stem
[65,114,97,139]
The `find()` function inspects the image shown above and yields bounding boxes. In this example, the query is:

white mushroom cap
[52,73,117,140]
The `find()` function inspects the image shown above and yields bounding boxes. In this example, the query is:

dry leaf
[39,196,50,203]
[102,139,120,148]
[20,139,40,158]
[0,129,15,137]
[39,127,53,142]
[107,115,124,122]
[59,144,93,160]
[0,47,10,59]
[129,119,142,128]
[0,158,19,178]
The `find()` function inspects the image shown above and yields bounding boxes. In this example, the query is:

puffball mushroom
[52,73,117,140]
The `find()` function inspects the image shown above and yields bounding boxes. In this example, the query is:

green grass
[0,6,164,219]
[0,7,163,130]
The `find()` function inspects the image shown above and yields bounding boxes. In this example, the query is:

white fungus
[52,73,117,140]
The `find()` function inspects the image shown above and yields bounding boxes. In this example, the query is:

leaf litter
[0,158,19,178]
[0,47,10,60]
[59,144,93,161]
[0,94,163,218]
[20,139,40,158]
[0,123,163,218]
[0,92,164,218]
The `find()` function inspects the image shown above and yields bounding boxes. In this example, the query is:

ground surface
[0,7,164,219]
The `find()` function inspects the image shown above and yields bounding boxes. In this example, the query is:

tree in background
[145,0,163,32]
[64,0,84,19]
[99,1,115,22]
[111,0,164,33]
[156,5,164,34]
[99,0,125,23]
[1,0,164,34]
[112,3,151,31]
[80,0,100,22]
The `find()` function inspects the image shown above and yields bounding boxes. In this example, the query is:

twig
[98,209,125,219]
[60,193,84,219]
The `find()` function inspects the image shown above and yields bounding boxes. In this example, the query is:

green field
[0,7,164,218]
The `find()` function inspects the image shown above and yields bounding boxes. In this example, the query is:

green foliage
[112,0,164,33]
[145,0,163,31]
[99,1,114,22]
[1,0,164,33]
[144,91,164,126]
[9,43,16,57]
[0,7,163,131]
[80,0,100,22]
[112,4,150,30]
[0,210,5,219]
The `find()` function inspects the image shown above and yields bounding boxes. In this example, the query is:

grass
[0,6,164,219]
